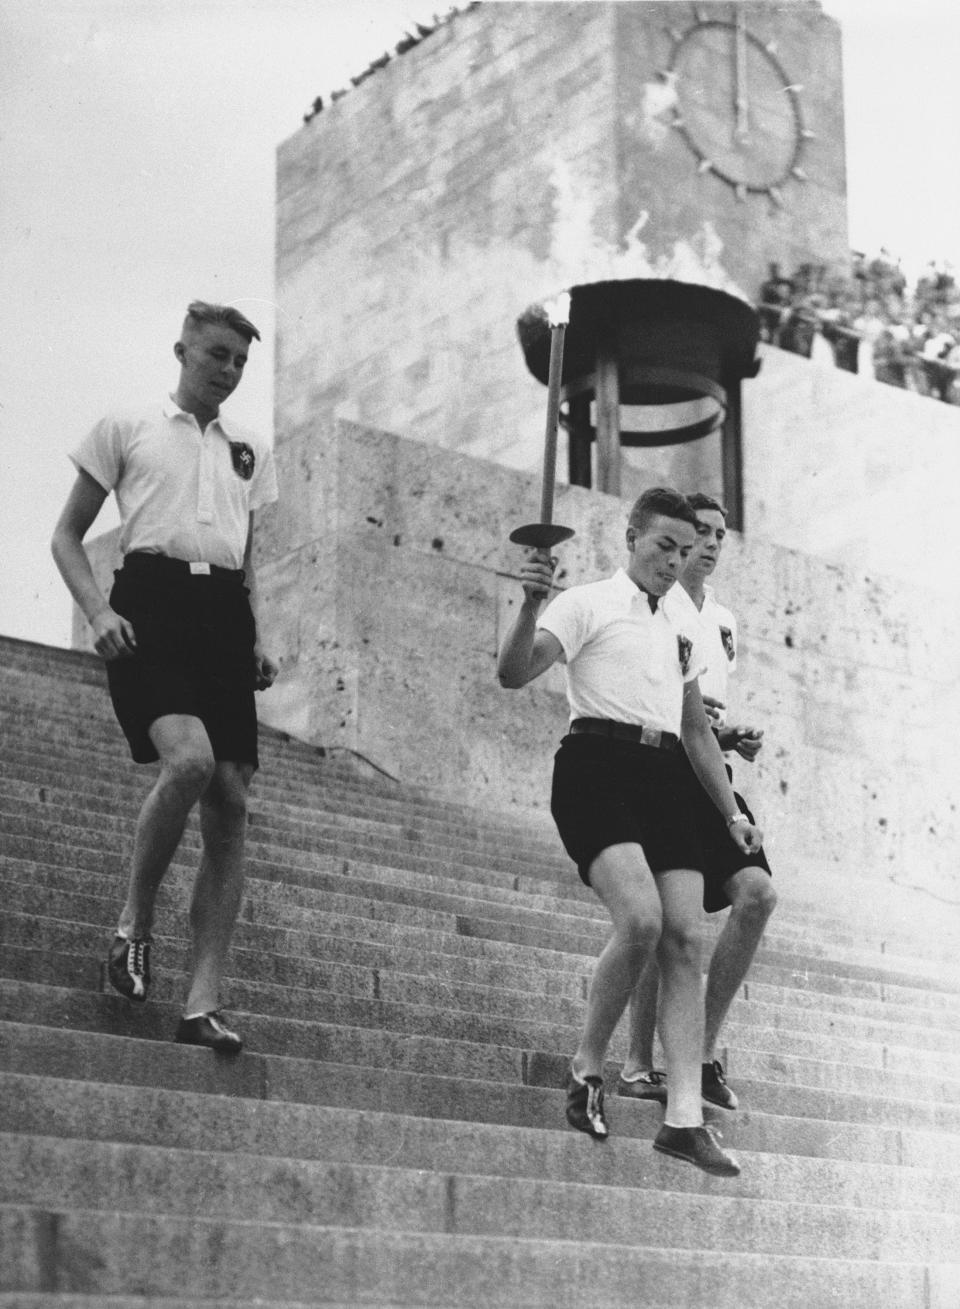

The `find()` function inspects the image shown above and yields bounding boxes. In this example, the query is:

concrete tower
[275,1,846,492]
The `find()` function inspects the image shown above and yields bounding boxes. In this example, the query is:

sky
[2,0,959,648]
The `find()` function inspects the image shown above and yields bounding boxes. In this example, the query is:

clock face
[667,17,807,198]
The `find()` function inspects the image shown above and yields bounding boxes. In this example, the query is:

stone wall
[276,0,846,485]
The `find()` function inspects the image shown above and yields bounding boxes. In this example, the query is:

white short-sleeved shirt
[537,567,707,736]
[70,398,278,570]
[663,583,738,725]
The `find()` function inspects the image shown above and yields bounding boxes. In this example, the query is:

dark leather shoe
[653,1123,740,1176]
[106,934,152,1002]
[618,1068,667,1103]
[702,1059,739,1109]
[176,1010,242,1054]
[565,1067,609,1141]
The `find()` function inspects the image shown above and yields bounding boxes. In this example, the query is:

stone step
[3,1203,955,1308]
[10,908,959,1062]
[7,913,960,1067]
[4,1026,958,1173]
[0,730,559,860]
[6,1135,960,1263]
[1,984,958,1130]
[0,773,565,874]
[5,861,959,1015]
[0,792,557,888]
[6,915,960,1095]
[4,1071,958,1212]
[7,791,959,982]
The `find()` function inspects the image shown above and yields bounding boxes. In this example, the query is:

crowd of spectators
[757,251,960,404]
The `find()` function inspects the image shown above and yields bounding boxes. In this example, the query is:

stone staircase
[1,633,959,1308]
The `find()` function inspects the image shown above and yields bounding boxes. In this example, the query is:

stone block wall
[75,408,958,930]
[250,420,957,907]
[276,0,847,486]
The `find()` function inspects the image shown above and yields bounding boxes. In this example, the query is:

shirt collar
[162,395,233,436]
[612,567,660,613]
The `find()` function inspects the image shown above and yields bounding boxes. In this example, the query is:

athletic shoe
[106,933,152,1002]
[175,1010,243,1055]
[565,1067,609,1141]
[617,1068,668,1103]
[653,1122,741,1177]
[702,1059,739,1109]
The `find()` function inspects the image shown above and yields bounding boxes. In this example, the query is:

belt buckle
[189,561,211,576]
[639,726,661,748]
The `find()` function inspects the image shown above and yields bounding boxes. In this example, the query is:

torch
[509,290,575,549]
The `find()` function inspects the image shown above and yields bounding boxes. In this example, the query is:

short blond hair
[182,301,260,344]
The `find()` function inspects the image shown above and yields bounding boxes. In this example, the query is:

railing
[756,303,960,403]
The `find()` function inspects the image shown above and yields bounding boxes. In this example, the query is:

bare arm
[50,470,136,660]
[681,679,763,854]
[497,552,564,688]
[243,512,278,690]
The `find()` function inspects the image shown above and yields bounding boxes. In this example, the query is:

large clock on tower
[664,5,815,204]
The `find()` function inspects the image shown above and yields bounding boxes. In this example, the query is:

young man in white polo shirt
[51,301,278,1054]
[619,493,776,1110]
[498,487,762,1176]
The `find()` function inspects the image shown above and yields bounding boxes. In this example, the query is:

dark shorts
[550,732,709,887]
[679,749,772,914]
[105,552,259,768]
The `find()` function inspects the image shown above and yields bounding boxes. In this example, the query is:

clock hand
[734,8,750,144]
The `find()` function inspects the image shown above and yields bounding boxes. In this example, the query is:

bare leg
[622,957,661,1077]
[117,715,215,939]
[656,869,708,1127]
[183,760,253,1017]
[571,844,661,1077]
[703,867,777,1061]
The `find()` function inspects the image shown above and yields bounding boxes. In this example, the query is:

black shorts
[105,552,259,768]
[550,732,709,887]
[679,750,772,914]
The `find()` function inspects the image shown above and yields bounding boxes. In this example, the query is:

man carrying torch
[498,297,762,1176]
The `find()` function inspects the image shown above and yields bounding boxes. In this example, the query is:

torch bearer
[509,291,575,549]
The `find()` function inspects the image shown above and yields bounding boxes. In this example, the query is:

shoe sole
[565,1115,609,1142]
[702,1089,739,1110]
[176,1032,242,1055]
[618,1084,667,1103]
[652,1139,740,1177]
[102,962,148,1003]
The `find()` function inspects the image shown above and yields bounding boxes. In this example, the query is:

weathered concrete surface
[74,400,960,939]
[276,0,847,487]
[745,343,960,591]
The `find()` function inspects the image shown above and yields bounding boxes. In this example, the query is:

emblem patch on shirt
[677,634,693,676]
[719,625,735,662]
[229,441,256,481]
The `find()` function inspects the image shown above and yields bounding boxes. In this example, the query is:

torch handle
[539,319,567,526]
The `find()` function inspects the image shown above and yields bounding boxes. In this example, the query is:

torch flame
[544,290,571,328]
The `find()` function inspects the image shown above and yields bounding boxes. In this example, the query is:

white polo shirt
[70,398,278,570]
[663,582,738,725]
[537,567,707,736]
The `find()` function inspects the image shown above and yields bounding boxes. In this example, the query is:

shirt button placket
[197,430,214,526]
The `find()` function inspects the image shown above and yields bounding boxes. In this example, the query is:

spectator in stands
[618,494,775,1113]
[757,248,960,402]
[50,302,278,1055]
[498,488,763,1177]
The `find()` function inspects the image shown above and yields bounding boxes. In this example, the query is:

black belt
[569,717,679,751]
[123,552,244,584]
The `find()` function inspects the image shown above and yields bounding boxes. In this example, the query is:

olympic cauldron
[516,279,761,527]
